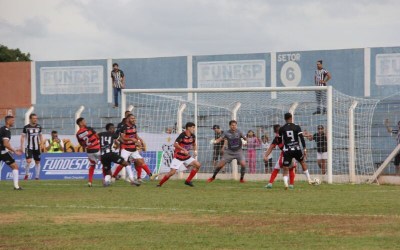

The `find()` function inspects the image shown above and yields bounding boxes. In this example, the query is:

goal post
[121,86,378,184]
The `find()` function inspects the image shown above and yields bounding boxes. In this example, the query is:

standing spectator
[212,125,224,167]
[305,125,327,175]
[385,119,400,175]
[45,131,64,153]
[261,135,272,173]
[246,130,260,174]
[313,60,331,115]
[111,63,125,108]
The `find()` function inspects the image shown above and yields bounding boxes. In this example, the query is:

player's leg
[134,156,153,180]
[185,158,201,186]
[266,155,282,188]
[298,157,313,184]
[112,149,129,179]
[282,166,290,190]
[157,159,180,187]
[282,153,294,189]
[34,151,41,180]
[24,149,32,180]
[239,159,246,183]
[3,153,22,190]
[208,152,231,182]
[87,152,100,187]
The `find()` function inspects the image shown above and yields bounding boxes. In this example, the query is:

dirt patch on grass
[0,212,29,225]
[49,212,400,237]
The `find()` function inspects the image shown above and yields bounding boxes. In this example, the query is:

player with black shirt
[279,113,314,189]
[157,122,201,187]
[0,116,23,190]
[98,123,135,186]
[20,113,43,180]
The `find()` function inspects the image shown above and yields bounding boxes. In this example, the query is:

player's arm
[3,138,21,155]
[213,135,224,144]
[298,131,307,159]
[121,70,125,88]
[324,71,332,84]
[20,133,25,152]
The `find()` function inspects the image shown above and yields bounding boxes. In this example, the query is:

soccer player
[157,122,201,187]
[76,117,101,187]
[20,113,43,180]
[207,120,247,183]
[112,114,152,183]
[98,123,138,186]
[279,113,314,189]
[0,116,23,190]
[263,124,297,189]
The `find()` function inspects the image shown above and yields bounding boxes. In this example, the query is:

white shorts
[317,152,328,160]
[87,151,100,163]
[169,157,195,170]
[120,149,143,162]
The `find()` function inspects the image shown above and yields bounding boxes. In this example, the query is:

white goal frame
[121,86,341,184]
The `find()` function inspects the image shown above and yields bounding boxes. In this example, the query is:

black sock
[212,167,221,178]
[240,167,246,180]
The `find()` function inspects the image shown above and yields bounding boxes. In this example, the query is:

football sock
[113,165,123,177]
[126,165,134,182]
[186,169,198,182]
[159,175,170,186]
[142,164,151,175]
[35,164,40,179]
[240,167,246,180]
[135,165,142,179]
[25,162,30,176]
[283,175,289,187]
[12,169,19,188]
[88,165,95,183]
[269,169,279,183]
[289,168,295,185]
[212,167,222,178]
[303,170,311,182]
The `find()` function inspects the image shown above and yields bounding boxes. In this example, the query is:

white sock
[25,161,30,176]
[12,169,19,188]
[126,165,134,182]
[283,175,289,187]
[303,170,311,182]
[35,164,40,178]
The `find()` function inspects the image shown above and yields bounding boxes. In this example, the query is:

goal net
[122,87,378,184]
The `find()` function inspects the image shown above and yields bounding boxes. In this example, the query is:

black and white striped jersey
[22,124,42,150]
[0,126,11,153]
[98,131,119,155]
[111,69,125,88]
[314,68,329,86]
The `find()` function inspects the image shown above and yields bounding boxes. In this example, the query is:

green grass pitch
[1,179,400,249]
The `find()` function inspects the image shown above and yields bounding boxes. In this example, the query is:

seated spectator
[45,131,64,153]
[62,139,76,152]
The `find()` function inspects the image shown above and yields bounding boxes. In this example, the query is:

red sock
[269,169,279,184]
[141,164,151,175]
[289,168,295,185]
[186,169,198,182]
[135,165,142,179]
[88,165,95,183]
[159,175,170,186]
[113,165,124,177]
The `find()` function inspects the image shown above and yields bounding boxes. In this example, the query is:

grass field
[1,179,400,250]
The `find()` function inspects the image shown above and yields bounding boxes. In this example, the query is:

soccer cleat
[35,178,39,180]
[14,187,23,190]
[289,185,294,190]
[87,182,92,187]
[207,177,215,183]
[240,179,245,183]
[308,180,316,185]
[130,180,141,187]
[184,181,194,187]
[150,173,159,181]
[24,175,28,180]
[265,183,273,189]
[156,184,162,187]
[137,178,144,184]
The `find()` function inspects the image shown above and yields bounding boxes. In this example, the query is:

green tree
[0,44,31,62]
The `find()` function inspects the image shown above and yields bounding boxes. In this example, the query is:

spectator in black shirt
[305,125,327,174]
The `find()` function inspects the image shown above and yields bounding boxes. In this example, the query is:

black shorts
[213,147,223,161]
[395,152,400,166]
[282,150,304,167]
[25,149,41,161]
[0,152,15,166]
[101,152,125,171]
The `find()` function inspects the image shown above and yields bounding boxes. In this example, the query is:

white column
[24,106,34,126]
[177,103,187,179]
[271,52,277,99]
[31,61,36,105]
[327,86,333,184]
[107,58,112,103]
[289,102,299,122]
[348,101,358,183]
[120,90,126,119]
[187,55,193,101]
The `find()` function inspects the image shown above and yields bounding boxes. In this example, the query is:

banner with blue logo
[0,152,161,181]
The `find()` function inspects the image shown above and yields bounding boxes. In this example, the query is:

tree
[0,44,31,62]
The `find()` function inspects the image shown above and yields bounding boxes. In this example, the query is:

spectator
[111,63,125,108]
[212,125,224,167]
[261,134,272,173]
[313,60,331,115]
[45,131,64,153]
[246,130,260,174]
[385,119,400,175]
[305,125,327,174]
